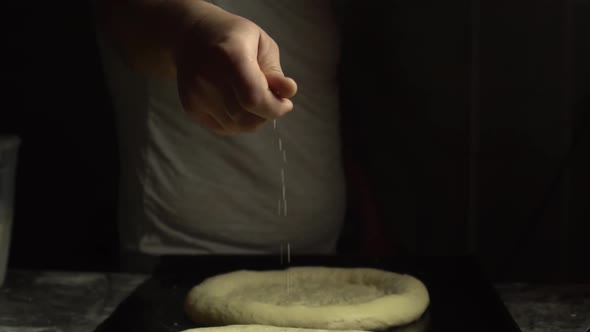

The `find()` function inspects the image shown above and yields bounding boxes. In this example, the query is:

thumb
[257,31,297,99]
[265,72,297,99]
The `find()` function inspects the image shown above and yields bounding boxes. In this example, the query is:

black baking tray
[94,255,521,332]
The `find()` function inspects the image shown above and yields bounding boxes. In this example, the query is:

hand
[175,2,298,135]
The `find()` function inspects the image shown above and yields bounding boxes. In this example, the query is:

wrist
[164,0,226,75]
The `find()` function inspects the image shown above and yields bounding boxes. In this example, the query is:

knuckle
[220,28,257,62]
[214,36,249,63]
[214,41,245,66]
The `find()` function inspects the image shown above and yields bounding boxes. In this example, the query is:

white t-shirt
[98,0,345,258]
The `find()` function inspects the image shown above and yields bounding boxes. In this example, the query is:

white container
[0,135,20,287]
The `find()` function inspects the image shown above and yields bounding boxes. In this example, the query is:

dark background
[2,0,589,281]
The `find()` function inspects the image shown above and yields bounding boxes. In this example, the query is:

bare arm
[96,0,215,80]
[96,0,297,135]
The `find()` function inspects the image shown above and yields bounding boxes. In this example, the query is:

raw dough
[182,325,366,332]
[185,267,429,330]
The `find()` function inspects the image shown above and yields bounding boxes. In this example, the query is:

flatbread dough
[185,267,429,330]
[182,325,366,332]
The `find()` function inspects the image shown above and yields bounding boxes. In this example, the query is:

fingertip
[283,97,294,112]
[284,77,298,97]
[272,97,293,119]
[267,74,297,99]
[280,78,297,99]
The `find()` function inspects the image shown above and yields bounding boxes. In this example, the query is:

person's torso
[99,0,345,257]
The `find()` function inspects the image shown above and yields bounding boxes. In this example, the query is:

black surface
[94,255,520,332]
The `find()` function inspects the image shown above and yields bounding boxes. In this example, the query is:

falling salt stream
[273,119,291,295]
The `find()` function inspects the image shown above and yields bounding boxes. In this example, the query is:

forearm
[96,0,212,80]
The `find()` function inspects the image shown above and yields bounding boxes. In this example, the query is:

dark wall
[3,1,119,271]
[2,1,589,280]
[340,0,590,282]
[477,0,590,282]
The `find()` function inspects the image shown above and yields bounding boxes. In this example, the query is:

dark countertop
[497,283,590,332]
[0,270,146,332]
[0,270,589,332]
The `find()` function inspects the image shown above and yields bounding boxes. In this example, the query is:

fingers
[229,32,296,120]
[180,77,266,135]
[177,20,297,134]
[230,58,294,120]
[266,74,297,99]
[218,85,267,132]
[258,32,297,99]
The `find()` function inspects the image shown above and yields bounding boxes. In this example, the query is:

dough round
[185,267,429,330]
[182,324,366,332]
